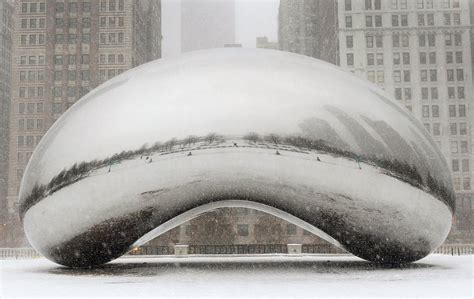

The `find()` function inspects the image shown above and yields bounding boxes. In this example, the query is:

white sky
[162,0,280,57]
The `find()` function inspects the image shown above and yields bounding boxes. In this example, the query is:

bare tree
[204,132,219,144]
[184,135,199,146]
[244,132,260,144]
[265,133,281,145]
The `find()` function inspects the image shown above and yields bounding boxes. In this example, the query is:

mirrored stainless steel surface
[20,49,454,267]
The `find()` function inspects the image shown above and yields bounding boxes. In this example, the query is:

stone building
[278,0,338,64]
[5,0,161,245]
[0,0,13,226]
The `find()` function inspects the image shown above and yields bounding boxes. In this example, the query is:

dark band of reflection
[20,131,455,220]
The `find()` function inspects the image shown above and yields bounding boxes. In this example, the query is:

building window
[418,14,425,26]
[366,36,374,48]
[403,70,410,82]
[460,123,467,135]
[431,87,438,99]
[422,105,430,117]
[393,70,401,82]
[375,15,382,27]
[347,53,354,66]
[452,159,459,172]
[401,34,409,47]
[345,16,352,28]
[376,53,383,65]
[444,13,451,26]
[448,87,455,99]
[450,123,457,135]
[463,178,471,190]
[459,104,466,117]
[447,69,454,81]
[393,53,400,64]
[287,224,297,235]
[446,52,453,63]
[454,33,462,46]
[451,141,458,153]
[432,105,439,117]
[420,52,427,64]
[433,123,440,135]
[458,87,465,99]
[395,88,402,100]
[401,15,408,26]
[454,178,461,190]
[345,0,352,11]
[421,87,428,100]
[460,142,468,154]
[366,16,373,27]
[430,70,437,81]
[402,52,410,64]
[346,35,354,49]
[237,224,249,236]
[449,105,456,117]
[392,15,399,26]
[392,35,400,47]
[455,51,463,64]
[456,69,464,81]
[404,88,411,99]
[428,34,435,46]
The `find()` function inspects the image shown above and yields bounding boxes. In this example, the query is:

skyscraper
[181,0,236,52]
[278,0,338,64]
[6,0,162,235]
[278,0,473,242]
[0,0,13,226]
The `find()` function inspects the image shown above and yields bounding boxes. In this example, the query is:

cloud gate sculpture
[19,49,454,268]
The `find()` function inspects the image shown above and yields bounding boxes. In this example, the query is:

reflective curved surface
[20,49,454,267]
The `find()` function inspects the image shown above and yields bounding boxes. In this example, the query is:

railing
[2,243,473,260]
[0,247,40,259]
[189,244,288,255]
[433,244,474,255]
[302,244,348,254]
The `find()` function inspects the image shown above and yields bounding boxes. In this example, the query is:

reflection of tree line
[20,132,455,217]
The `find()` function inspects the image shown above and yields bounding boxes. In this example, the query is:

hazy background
[162,0,279,57]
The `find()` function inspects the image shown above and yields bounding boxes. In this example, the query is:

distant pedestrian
[276,151,281,155]
[233,142,238,147]
[187,152,192,156]
[146,156,149,160]
[149,158,153,163]
[316,157,321,162]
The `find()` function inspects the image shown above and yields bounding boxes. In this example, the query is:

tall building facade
[337,0,473,241]
[7,0,161,224]
[0,0,13,225]
[278,0,338,64]
[181,0,235,52]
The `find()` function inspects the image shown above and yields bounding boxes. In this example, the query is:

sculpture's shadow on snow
[42,257,442,277]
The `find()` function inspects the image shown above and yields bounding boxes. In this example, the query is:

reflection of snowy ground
[1,255,472,298]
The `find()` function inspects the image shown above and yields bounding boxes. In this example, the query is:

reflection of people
[149,158,153,163]
[276,151,281,155]
[187,152,192,156]
[233,142,238,147]
[316,157,321,162]
[354,155,362,169]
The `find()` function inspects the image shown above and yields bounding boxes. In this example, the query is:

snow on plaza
[0,255,473,298]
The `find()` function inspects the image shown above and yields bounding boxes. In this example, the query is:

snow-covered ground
[1,254,472,298]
